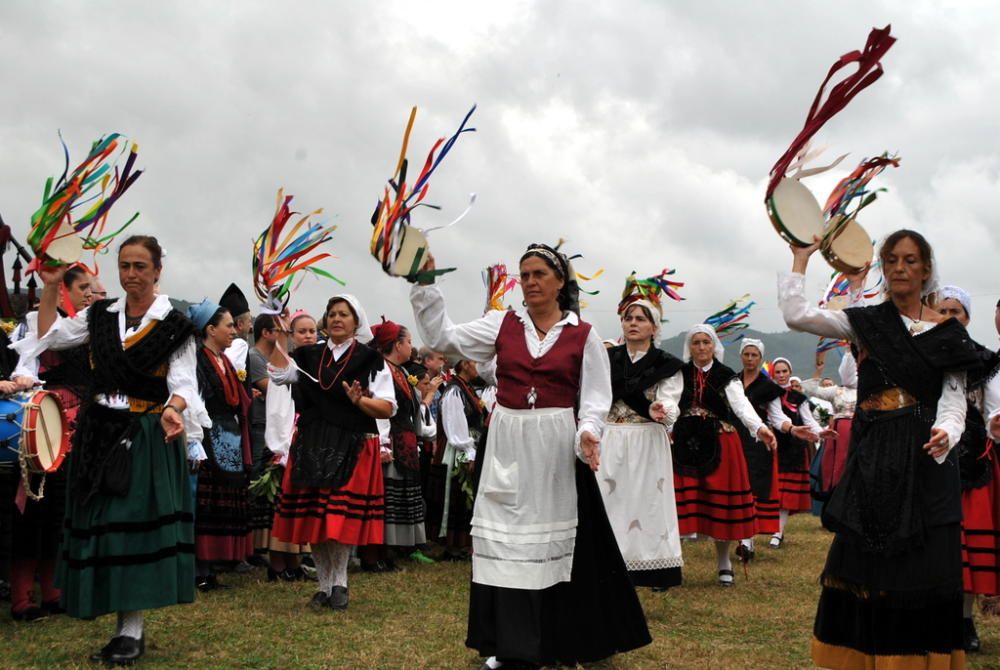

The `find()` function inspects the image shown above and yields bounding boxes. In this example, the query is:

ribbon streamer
[482,263,518,313]
[253,188,343,315]
[817,337,849,354]
[27,132,143,272]
[617,268,685,321]
[766,25,896,198]
[704,294,755,343]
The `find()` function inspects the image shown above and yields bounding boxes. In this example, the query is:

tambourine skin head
[821,217,873,275]
[44,235,85,264]
[767,178,825,248]
[390,227,430,278]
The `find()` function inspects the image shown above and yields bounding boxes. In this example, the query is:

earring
[522,300,527,307]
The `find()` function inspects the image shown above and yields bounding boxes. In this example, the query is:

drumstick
[37,403,56,464]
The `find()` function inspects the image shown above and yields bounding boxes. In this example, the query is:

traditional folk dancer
[0,265,92,620]
[368,319,435,570]
[411,245,650,670]
[935,285,1000,653]
[804,351,858,514]
[254,311,315,581]
[782,230,979,669]
[768,357,823,548]
[29,236,210,666]
[598,289,685,591]
[189,300,253,591]
[437,358,487,561]
[734,339,812,562]
[671,325,778,586]
[268,295,394,610]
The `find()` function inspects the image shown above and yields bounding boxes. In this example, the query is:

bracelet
[165,403,184,415]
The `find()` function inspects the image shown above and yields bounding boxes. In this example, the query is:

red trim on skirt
[819,417,852,493]
[272,435,385,546]
[753,449,780,535]
[778,449,812,511]
[962,449,1000,595]
[674,431,756,540]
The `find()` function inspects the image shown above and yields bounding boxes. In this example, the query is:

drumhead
[32,393,65,472]
[391,227,429,278]
[822,217,873,274]
[767,178,824,247]
[46,234,84,264]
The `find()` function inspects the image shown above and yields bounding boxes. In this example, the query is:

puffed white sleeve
[654,370,683,430]
[9,313,40,383]
[801,378,839,402]
[441,386,475,453]
[368,364,397,414]
[725,378,764,436]
[477,356,498,387]
[799,401,823,433]
[418,404,437,442]
[576,328,612,454]
[779,272,854,341]
[11,307,92,357]
[410,284,504,361]
[931,371,968,463]
[765,397,792,432]
[376,418,392,449]
[166,336,212,444]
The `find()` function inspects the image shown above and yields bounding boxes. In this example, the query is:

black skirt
[630,567,682,589]
[0,465,66,561]
[466,460,652,666]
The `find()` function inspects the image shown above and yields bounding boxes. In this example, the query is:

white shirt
[224,338,249,373]
[779,271,966,460]
[11,295,211,444]
[693,361,767,436]
[411,283,611,445]
[441,383,481,460]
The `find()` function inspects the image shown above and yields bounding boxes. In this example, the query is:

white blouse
[410,283,611,445]
[11,295,211,445]
[693,361,767,437]
[440,384,481,459]
[779,271,966,459]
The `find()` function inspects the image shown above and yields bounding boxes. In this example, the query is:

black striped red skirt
[674,431,756,540]
[272,435,385,546]
[778,451,812,512]
[962,445,1000,596]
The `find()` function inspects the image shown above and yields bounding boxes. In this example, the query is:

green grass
[5,515,1000,669]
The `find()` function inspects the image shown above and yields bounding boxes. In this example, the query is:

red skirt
[272,435,385,546]
[674,431,756,540]
[753,450,781,536]
[818,417,852,493]
[962,447,1000,595]
[778,451,812,512]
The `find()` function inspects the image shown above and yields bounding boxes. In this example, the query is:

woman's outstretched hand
[580,431,601,472]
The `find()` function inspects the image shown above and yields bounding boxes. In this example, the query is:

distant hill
[658,327,849,382]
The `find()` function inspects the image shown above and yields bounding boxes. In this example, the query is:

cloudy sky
[2,1,998,348]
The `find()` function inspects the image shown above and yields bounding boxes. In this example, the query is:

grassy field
[5,514,1000,669]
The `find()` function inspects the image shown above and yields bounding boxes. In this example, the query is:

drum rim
[766,178,824,248]
[20,390,68,474]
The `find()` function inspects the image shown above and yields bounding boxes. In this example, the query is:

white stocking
[714,541,733,572]
[310,542,336,594]
[778,509,790,535]
[116,611,144,639]
[329,542,351,588]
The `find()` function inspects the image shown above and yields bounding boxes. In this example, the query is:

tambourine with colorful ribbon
[765,26,896,273]
[27,132,142,271]
[253,189,343,315]
[370,105,477,282]
[704,294,755,343]
[482,263,517,313]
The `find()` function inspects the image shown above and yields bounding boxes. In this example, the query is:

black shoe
[0,580,9,601]
[11,606,48,622]
[328,586,349,610]
[718,569,735,587]
[278,568,302,582]
[89,637,120,663]
[267,568,279,582]
[735,543,755,564]
[246,554,269,568]
[106,635,144,666]
[301,555,315,568]
[381,560,400,573]
[307,591,330,610]
[964,617,982,653]
[41,600,66,616]
[440,550,470,562]
[651,585,671,593]
[196,575,229,592]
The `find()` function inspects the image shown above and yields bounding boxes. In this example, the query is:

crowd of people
[0,229,998,670]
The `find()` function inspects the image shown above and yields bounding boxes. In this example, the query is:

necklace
[318,340,357,391]
[906,304,926,334]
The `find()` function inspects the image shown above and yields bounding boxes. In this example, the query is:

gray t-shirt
[248,347,269,426]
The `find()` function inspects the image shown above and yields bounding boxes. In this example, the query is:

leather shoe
[89,637,119,663]
[328,586,349,610]
[107,635,144,666]
[41,600,66,616]
[964,617,981,653]
[307,591,330,610]
[11,606,48,622]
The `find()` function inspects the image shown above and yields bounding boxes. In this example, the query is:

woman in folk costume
[805,351,859,512]
[781,230,980,669]
[934,285,1000,653]
[0,265,93,621]
[733,338,811,562]
[29,236,211,666]
[671,325,778,586]
[188,299,253,591]
[367,319,436,571]
[411,244,650,670]
[268,294,394,610]
[597,272,685,591]
[437,357,487,561]
[767,356,823,548]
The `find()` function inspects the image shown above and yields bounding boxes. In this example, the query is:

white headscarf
[939,285,971,317]
[620,298,663,335]
[330,293,374,344]
[683,324,725,363]
[739,338,765,358]
[772,356,792,372]
[838,350,858,389]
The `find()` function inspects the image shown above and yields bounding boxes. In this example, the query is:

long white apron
[471,404,578,590]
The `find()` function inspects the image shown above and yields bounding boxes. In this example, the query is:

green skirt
[57,412,195,619]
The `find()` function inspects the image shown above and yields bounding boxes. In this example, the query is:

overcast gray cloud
[1,1,997,349]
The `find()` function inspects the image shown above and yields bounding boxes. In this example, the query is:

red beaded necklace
[318,339,357,391]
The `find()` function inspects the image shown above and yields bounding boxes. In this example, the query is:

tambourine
[766,177,825,247]
[384,227,430,278]
[820,216,873,275]
[44,234,85,264]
